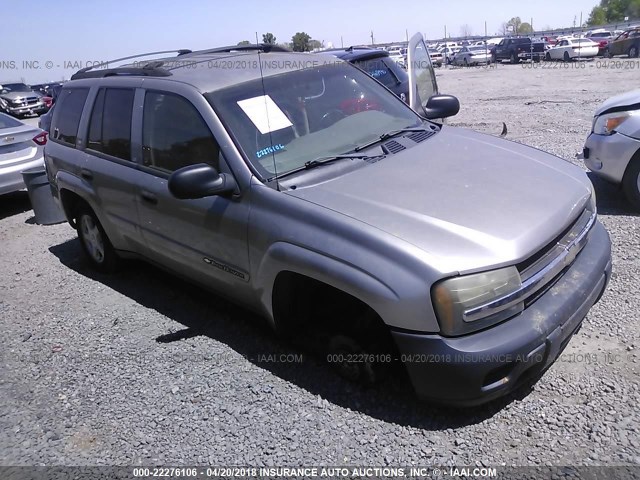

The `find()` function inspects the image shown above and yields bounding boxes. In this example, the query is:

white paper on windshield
[237,95,292,134]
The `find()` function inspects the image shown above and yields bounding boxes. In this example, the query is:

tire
[545,52,551,61]
[604,48,612,58]
[563,51,571,62]
[76,204,121,272]
[622,156,640,210]
[510,52,519,64]
[463,58,468,67]
[327,334,378,385]
[629,45,639,58]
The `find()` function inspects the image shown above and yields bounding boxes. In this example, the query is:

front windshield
[207,62,421,180]
[2,83,32,92]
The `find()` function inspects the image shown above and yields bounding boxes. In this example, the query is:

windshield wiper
[268,154,385,181]
[354,127,431,152]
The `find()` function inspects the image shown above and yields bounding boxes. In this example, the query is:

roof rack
[185,43,290,55]
[70,49,192,80]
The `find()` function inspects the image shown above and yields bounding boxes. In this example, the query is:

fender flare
[255,242,400,329]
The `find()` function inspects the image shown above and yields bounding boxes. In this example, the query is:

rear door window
[87,88,135,161]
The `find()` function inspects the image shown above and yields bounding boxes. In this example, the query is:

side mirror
[168,163,237,200]
[423,94,460,120]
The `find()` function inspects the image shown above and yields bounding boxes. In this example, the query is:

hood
[595,89,640,116]
[286,127,591,274]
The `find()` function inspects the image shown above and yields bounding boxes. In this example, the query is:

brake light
[33,132,48,146]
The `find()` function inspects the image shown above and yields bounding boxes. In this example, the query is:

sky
[2,0,600,84]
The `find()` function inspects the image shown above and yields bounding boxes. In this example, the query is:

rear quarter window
[51,88,89,146]
[353,58,398,88]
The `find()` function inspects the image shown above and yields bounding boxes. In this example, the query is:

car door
[133,88,251,295]
[406,33,439,115]
[80,85,148,253]
[494,39,506,59]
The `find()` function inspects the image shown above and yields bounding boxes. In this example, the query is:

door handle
[140,190,158,205]
[80,168,93,181]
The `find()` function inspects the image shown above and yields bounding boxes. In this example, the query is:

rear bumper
[391,221,612,406]
[517,51,545,59]
[584,132,640,184]
[0,156,45,195]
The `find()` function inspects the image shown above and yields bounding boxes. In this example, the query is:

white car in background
[452,45,492,66]
[387,45,407,65]
[546,38,599,61]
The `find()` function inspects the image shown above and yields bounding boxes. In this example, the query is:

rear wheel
[545,52,551,61]
[622,156,640,210]
[76,205,120,272]
[604,48,612,58]
[629,45,639,58]
[510,52,519,64]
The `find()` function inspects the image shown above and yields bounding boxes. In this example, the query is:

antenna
[256,52,280,191]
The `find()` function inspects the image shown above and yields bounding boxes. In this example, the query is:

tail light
[33,132,48,146]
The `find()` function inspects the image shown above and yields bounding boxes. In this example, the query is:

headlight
[592,110,638,135]
[432,266,523,336]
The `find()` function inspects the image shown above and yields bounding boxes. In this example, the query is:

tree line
[236,32,322,52]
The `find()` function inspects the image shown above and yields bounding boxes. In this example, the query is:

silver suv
[45,37,612,406]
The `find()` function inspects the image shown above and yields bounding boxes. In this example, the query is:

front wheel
[545,52,551,61]
[604,48,612,58]
[510,53,519,64]
[622,157,640,210]
[629,45,639,58]
[328,335,378,385]
[76,205,121,272]
[563,51,571,62]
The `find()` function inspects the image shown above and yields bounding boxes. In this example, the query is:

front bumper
[4,103,47,116]
[584,131,640,184]
[392,221,612,406]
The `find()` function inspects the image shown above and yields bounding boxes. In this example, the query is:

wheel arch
[256,242,400,332]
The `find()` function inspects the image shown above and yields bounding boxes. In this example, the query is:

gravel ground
[1,60,639,468]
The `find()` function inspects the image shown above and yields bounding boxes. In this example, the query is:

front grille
[10,97,40,107]
[462,207,596,323]
[518,208,594,282]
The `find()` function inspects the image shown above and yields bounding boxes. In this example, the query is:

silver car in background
[583,89,640,209]
[0,113,47,195]
[0,82,47,118]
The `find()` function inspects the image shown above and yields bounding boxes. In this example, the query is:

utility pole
[370,30,374,46]
[341,36,343,48]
